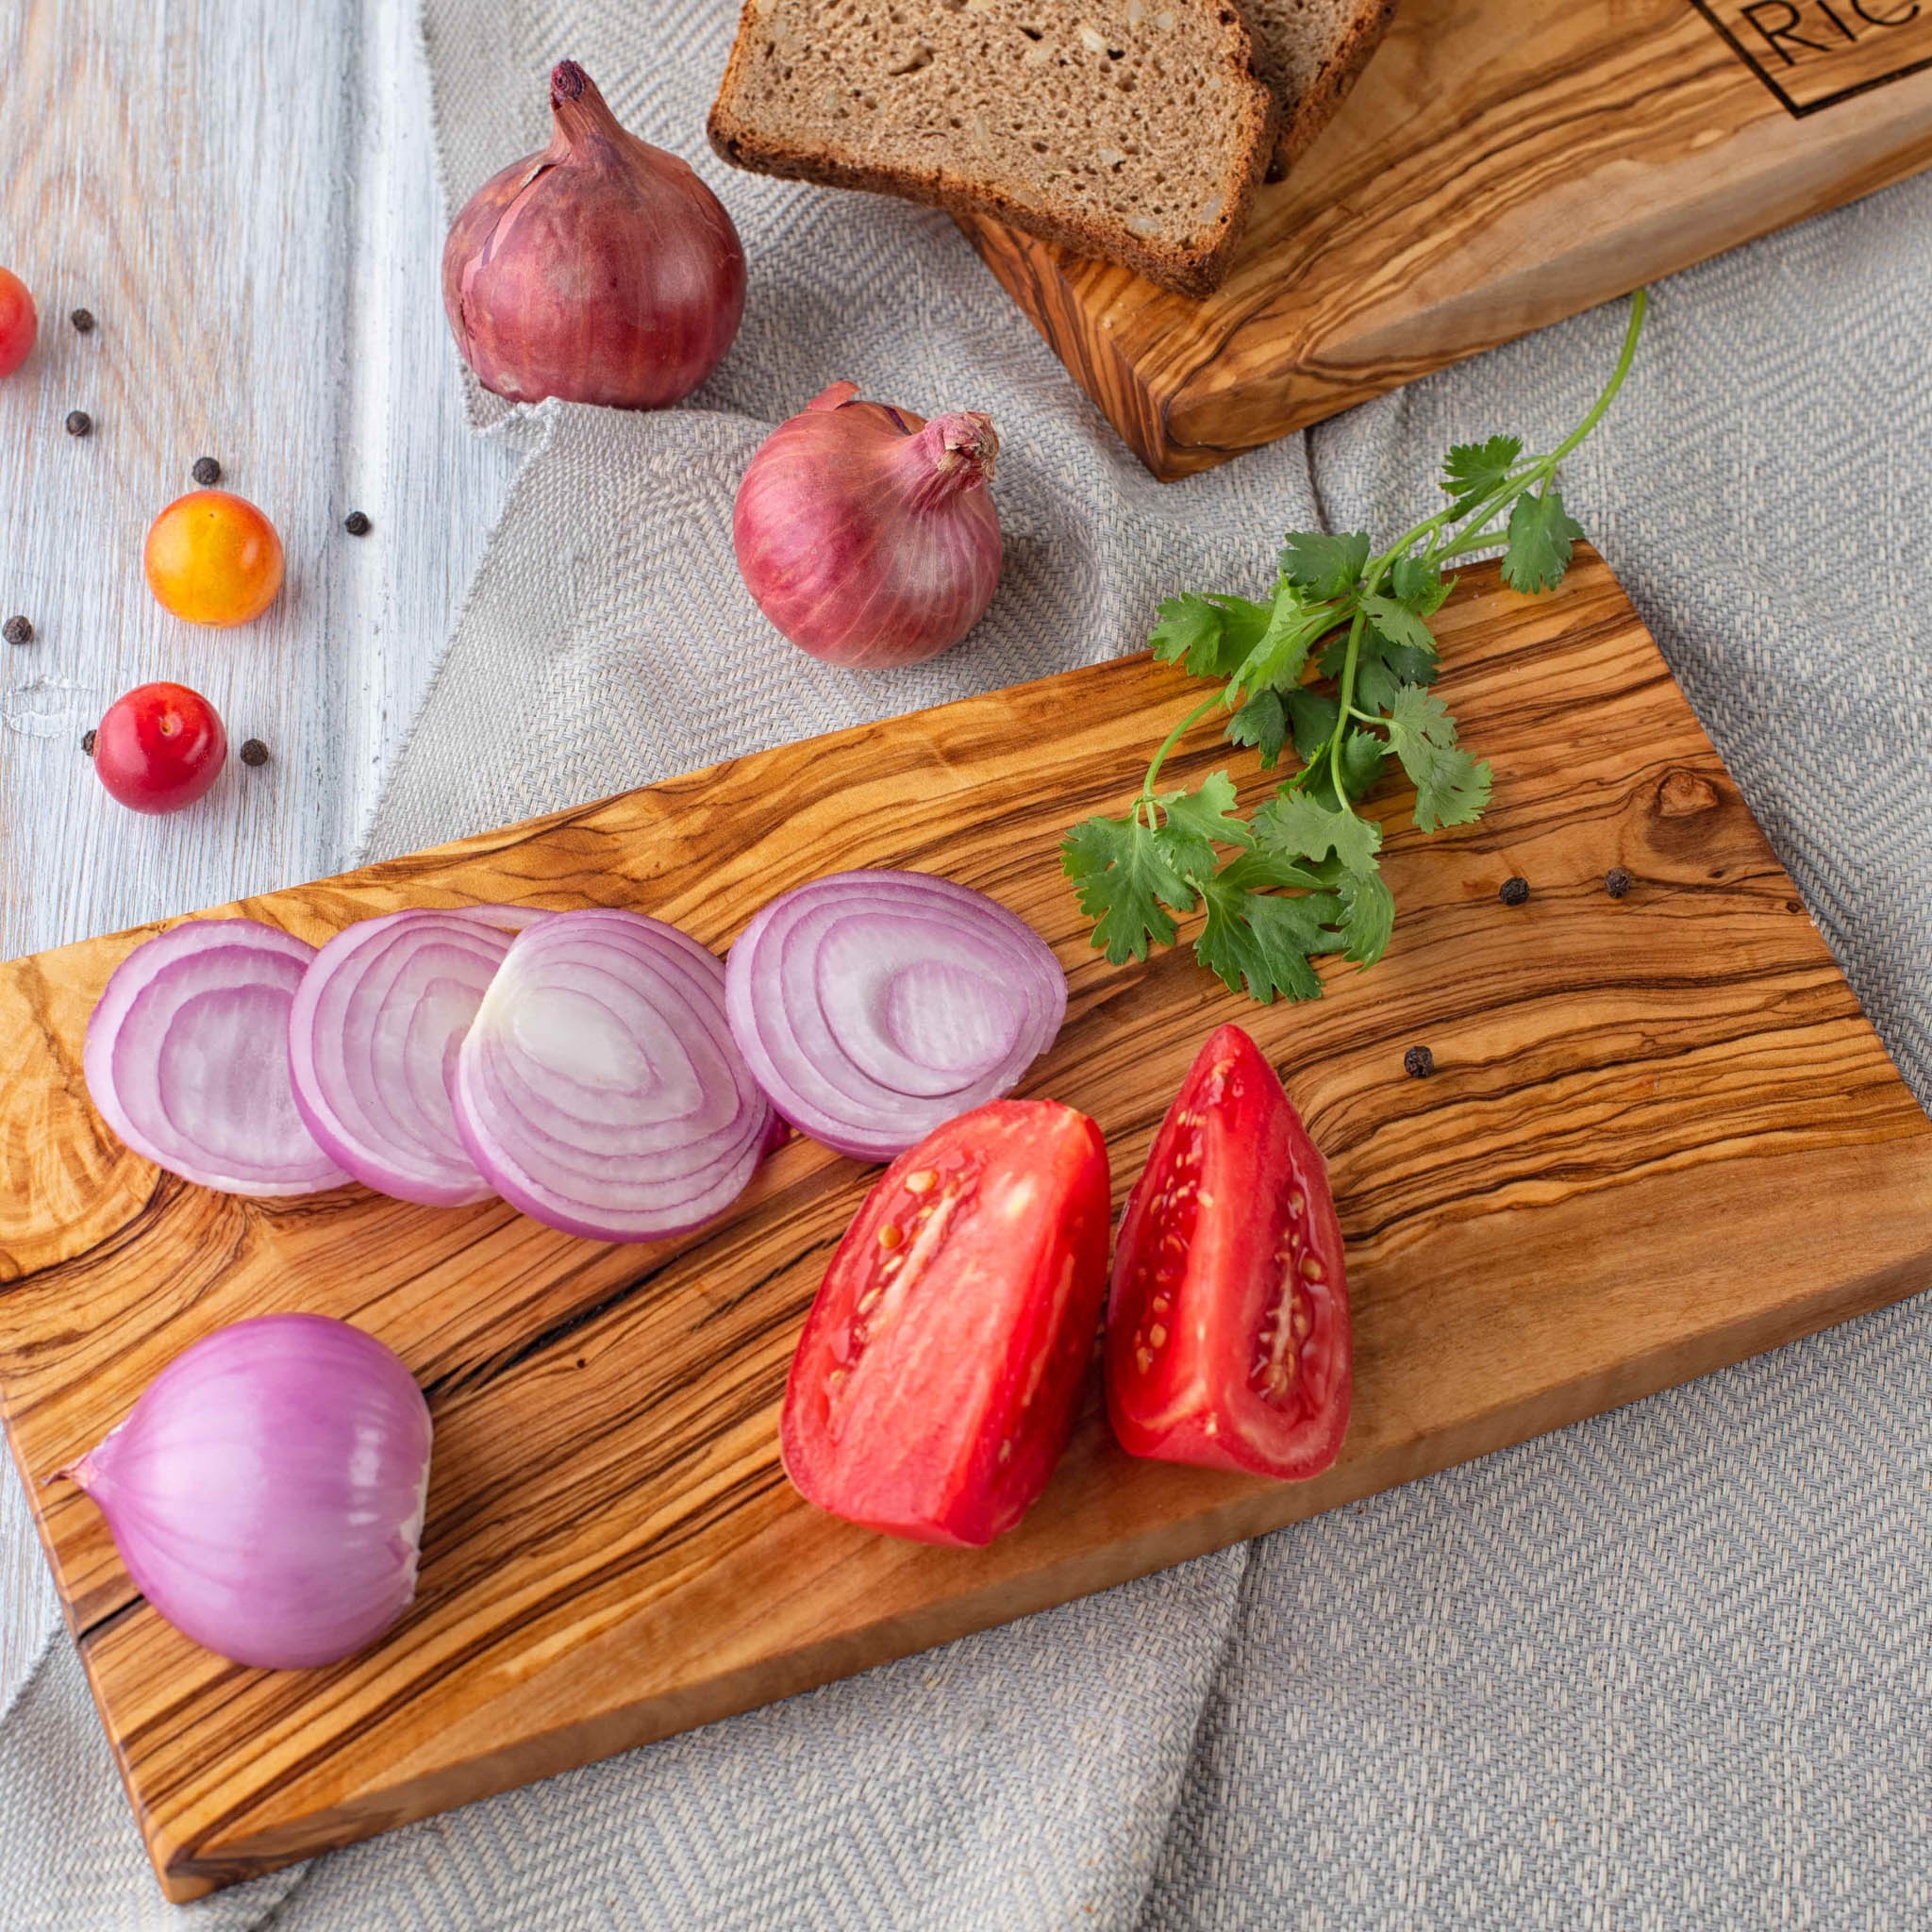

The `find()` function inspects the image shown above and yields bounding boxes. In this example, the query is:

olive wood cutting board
[958,0,1932,476]
[3,548,1931,1900]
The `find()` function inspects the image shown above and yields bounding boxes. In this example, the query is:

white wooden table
[0,0,519,1697]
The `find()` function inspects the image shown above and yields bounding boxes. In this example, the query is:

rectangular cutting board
[4,549,1932,1900]
[958,0,1932,477]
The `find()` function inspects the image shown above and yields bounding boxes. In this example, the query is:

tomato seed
[1288,1188,1304,1217]
[857,1288,880,1316]
[878,1223,904,1250]
[1299,1255,1324,1283]
[1136,1346,1153,1374]
[1149,1324,1167,1348]
[998,1440,1012,1465]
[904,1169,936,1194]
[1292,1305,1312,1339]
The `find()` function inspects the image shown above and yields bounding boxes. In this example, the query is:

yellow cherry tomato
[143,490,285,627]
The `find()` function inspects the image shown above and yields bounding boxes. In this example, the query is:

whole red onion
[442,60,745,408]
[735,383,1003,669]
[58,1314,432,1670]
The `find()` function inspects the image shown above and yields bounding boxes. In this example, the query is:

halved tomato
[781,1098,1112,1547]
[1106,1024,1351,1481]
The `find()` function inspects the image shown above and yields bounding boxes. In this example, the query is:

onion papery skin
[452,908,773,1242]
[443,60,746,409]
[60,1315,433,1671]
[85,920,352,1197]
[734,382,1002,669]
[724,870,1066,1162]
[288,908,544,1208]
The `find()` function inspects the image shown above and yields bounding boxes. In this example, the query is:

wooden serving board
[4,550,1931,1900]
[958,0,1932,477]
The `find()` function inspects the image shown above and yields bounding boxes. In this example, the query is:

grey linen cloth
[4,0,1931,1924]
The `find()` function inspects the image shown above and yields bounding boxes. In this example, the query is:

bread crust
[1267,0,1397,177]
[707,5,1276,300]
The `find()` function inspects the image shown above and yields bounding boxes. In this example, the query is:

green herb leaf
[1060,811,1197,963]
[1226,688,1287,767]
[1149,593,1273,680]
[1254,788,1382,877]
[1441,434,1523,517]
[1194,860,1337,1005]
[1502,485,1586,593]
[1362,592,1441,656]
[1299,727,1388,811]
[1158,770,1254,871]
[1322,623,1438,713]
[1334,865,1396,967]
[1232,581,1344,696]
[1384,684,1492,831]
[1279,530,1370,600]
[1389,554,1454,614]
[1285,689,1341,763]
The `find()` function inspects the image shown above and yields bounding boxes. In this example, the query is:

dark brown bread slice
[1244,0,1397,176]
[708,1,1277,298]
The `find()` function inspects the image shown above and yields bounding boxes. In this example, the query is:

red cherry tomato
[782,1099,1112,1547]
[93,683,227,815]
[0,269,36,378]
[1106,1024,1352,1482]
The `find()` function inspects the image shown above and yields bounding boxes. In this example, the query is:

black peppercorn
[238,738,270,767]
[1498,875,1530,907]
[1404,1044,1435,1079]
[65,409,92,438]
[1605,867,1632,900]
[81,728,97,757]
[342,510,372,537]
[192,456,222,487]
[2,616,30,647]
[70,308,94,334]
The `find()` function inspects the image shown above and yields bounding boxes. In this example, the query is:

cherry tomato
[782,1099,1112,1547]
[0,269,36,377]
[1106,1024,1351,1482]
[93,683,227,815]
[142,490,285,627]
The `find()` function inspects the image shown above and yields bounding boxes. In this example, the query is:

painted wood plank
[0,550,1927,1898]
[958,0,1932,477]
[0,0,517,1695]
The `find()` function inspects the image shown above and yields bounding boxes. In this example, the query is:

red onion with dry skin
[734,383,1003,669]
[442,61,745,408]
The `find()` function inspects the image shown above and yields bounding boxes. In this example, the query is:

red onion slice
[85,920,351,1196]
[452,908,772,1242]
[289,908,542,1208]
[724,871,1066,1161]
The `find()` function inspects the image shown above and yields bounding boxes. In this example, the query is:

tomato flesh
[1106,1024,1351,1481]
[0,269,36,378]
[93,682,227,815]
[782,1098,1111,1546]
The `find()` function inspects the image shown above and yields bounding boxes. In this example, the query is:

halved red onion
[289,908,544,1208]
[452,908,772,1242]
[85,920,351,1196]
[724,871,1066,1161]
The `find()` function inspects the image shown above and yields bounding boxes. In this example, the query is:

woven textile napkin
[2,0,1929,1924]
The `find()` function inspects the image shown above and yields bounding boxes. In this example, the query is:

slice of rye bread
[708,1,1278,298]
[1244,0,1397,176]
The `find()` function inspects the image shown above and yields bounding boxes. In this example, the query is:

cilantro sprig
[1063,291,1647,1004]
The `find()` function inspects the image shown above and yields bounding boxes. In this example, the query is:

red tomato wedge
[1107,1024,1351,1481]
[781,1098,1112,1546]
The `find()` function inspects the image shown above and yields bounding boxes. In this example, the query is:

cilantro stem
[1326,609,1369,802]
[1138,691,1224,809]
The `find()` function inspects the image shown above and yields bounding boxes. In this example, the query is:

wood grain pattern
[0,0,519,1694]
[958,0,1932,477]
[2,551,1929,1900]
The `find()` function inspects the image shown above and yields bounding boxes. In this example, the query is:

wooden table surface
[0,0,519,1701]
